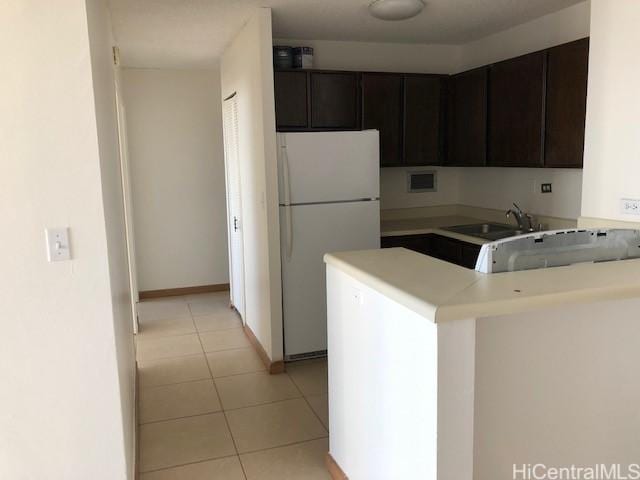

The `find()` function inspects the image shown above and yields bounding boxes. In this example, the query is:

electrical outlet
[541,183,552,194]
[620,198,640,216]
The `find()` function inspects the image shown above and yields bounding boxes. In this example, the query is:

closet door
[222,95,245,319]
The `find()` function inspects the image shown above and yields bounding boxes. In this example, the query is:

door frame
[113,54,140,333]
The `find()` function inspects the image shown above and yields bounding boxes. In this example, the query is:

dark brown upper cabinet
[544,38,589,168]
[403,75,445,166]
[361,73,404,167]
[488,51,546,167]
[446,67,488,166]
[274,71,308,129]
[310,72,360,129]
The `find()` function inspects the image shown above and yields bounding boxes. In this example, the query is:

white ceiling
[108,0,585,69]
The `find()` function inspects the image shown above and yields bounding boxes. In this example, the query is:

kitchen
[271,24,587,359]
[262,2,640,478]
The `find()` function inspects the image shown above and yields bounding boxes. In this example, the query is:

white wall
[380,167,461,210]
[122,68,229,291]
[273,38,461,74]
[458,1,591,71]
[459,168,583,219]
[381,167,582,219]
[581,0,640,224]
[0,0,134,478]
[221,9,283,362]
[86,0,136,476]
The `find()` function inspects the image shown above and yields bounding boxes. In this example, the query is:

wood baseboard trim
[139,283,230,300]
[326,453,348,480]
[242,324,285,374]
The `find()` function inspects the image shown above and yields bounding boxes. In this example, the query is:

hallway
[136,292,330,479]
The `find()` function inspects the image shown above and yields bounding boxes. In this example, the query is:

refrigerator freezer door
[278,131,380,205]
[280,200,380,359]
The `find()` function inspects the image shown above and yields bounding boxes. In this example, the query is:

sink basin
[443,223,524,241]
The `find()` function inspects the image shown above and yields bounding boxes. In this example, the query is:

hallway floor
[135,292,330,479]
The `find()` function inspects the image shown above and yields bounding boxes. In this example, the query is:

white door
[222,94,245,319]
[281,200,380,359]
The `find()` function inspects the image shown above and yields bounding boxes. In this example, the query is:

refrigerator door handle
[281,137,293,260]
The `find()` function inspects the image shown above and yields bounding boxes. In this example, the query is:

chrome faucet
[506,203,535,232]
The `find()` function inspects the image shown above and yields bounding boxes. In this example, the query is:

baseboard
[139,283,230,300]
[326,453,348,480]
[242,324,285,374]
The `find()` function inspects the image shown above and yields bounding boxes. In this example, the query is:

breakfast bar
[324,247,640,479]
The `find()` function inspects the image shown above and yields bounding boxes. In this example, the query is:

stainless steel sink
[443,223,524,241]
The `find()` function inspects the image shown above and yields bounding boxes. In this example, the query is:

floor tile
[140,380,221,424]
[193,311,242,333]
[206,348,266,378]
[138,317,196,339]
[189,301,231,317]
[186,292,230,304]
[199,328,250,352]
[139,413,236,472]
[140,456,245,480]
[138,354,211,388]
[306,394,329,430]
[286,359,328,396]
[241,438,331,480]
[136,334,203,362]
[225,398,327,453]
[138,301,191,322]
[215,372,301,410]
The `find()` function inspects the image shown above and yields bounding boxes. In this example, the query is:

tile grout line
[140,453,240,475]
[139,436,330,476]
[137,330,252,363]
[287,365,330,434]
[238,434,330,456]
[195,325,249,480]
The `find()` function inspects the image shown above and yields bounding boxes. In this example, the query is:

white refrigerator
[278,130,381,360]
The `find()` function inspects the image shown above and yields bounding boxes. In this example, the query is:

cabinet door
[274,71,308,129]
[362,73,403,167]
[488,52,546,167]
[545,38,589,168]
[460,243,482,269]
[380,234,431,255]
[310,72,360,129]
[447,68,488,166]
[404,75,445,166]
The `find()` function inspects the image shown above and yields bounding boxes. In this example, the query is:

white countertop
[324,247,640,323]
[381,215,493,246]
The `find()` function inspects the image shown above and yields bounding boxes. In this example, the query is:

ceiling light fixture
[368,0,425,21]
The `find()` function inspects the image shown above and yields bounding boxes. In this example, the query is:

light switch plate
[541,183,552,193]
[620,198,640,216]
[46,227,71,262]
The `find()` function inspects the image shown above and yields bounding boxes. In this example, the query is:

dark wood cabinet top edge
[453,36,590,77]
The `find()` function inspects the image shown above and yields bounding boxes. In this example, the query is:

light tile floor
[136,292,330,480]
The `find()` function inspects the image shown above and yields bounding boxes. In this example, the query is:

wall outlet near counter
[620,198,640,216]
[540,183,552,193]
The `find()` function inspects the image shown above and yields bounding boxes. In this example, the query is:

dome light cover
[369,0,426,21]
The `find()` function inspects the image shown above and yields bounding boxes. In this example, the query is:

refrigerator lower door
[280,200,380,360]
